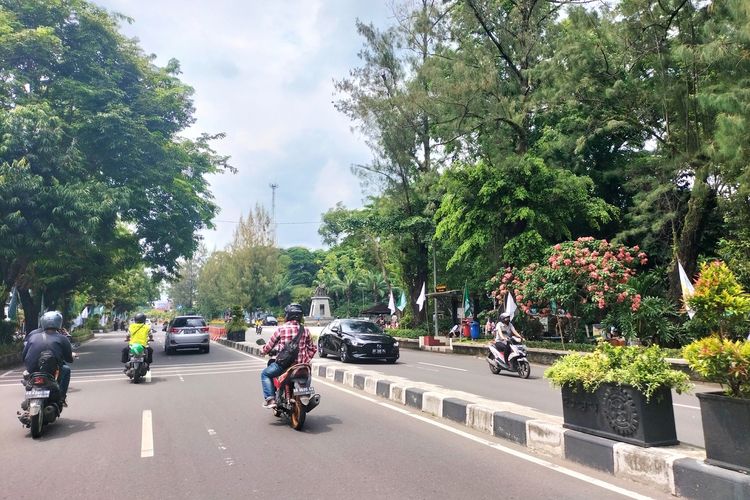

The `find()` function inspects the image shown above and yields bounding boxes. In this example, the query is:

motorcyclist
[22,311,74,406]
[122,313,153,367]
[494,312,524,363]
[259,303,317,409]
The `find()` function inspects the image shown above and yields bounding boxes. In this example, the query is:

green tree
[0,0,231,330]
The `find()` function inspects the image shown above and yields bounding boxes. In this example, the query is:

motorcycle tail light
[33,376,46,385]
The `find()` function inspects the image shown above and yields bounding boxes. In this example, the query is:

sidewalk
[217,337,750,499]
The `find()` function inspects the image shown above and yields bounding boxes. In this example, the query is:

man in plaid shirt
[260,303,316,408]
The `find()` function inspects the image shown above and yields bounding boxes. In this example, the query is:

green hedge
[389,328,428,339]
[72,328,93,340]
[0,341,22,356]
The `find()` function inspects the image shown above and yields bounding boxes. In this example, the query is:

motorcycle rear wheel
[517,362,531,379]
[30,410,44,438]
[290,397,306,431]
[489,362,500,374]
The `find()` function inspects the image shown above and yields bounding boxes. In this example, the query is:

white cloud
[92,0,390,250]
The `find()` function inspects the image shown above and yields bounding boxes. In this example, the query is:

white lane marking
[69,360,258,373]
[674,403,700,410]
[206,426,235,466]
[141,410,154,458]
[417,362,468,372]
[145,370,152,383]
[179,375,184,382]
[1,369,14,378]
[0,368,264,388]
[315,379,653,500]
[415,366,439,372]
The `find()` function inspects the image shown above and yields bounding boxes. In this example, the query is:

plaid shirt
[262,321,316,364]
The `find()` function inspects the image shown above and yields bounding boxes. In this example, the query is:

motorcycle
[256,324,263,335]
[486,335,531,379]
[125,342,150,383]
[257,339,320,431]
[17,369,64,438]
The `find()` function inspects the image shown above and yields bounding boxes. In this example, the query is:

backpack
[274,325,306,370]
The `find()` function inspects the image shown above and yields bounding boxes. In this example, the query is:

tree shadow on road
[30,418,97,441]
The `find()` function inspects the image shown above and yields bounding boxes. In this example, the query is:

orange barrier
[209,326,226,341]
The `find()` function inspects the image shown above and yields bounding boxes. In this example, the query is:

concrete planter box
[560,383,678,447]
[227,330,246,342]
[697,391,750,473]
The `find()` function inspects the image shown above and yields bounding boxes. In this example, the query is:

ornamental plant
[225,305,247,333]
[490,238,645,330]
[544,342,692,402]
[683,336,750,398]
[687,261,750,339]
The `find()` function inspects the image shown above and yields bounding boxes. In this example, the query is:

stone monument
[308,284,332,320]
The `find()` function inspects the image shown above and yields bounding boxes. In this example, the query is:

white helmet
[40,311,63,330]
[499,313,511,322]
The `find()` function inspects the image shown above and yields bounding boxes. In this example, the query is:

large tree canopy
[0,0,231,329]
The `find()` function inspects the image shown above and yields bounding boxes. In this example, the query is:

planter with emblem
[546,342,691,447]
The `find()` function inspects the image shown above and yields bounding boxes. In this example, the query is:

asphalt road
[0,332,670,500]
[250,327,707,448]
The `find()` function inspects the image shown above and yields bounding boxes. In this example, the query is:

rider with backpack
[259,303,316,409]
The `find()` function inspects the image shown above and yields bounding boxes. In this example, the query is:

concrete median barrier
[216,337,743,498]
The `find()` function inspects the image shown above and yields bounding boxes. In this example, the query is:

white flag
[678,261,696,319]
[416,282,426,312]
[388,290,396,315]
[80,306,89,319]
[505,292,517,320]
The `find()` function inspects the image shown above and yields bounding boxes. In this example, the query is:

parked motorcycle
[486,335,531,378]
[257,339,320,430]
[125,342,150,383]
[17,370,64,438]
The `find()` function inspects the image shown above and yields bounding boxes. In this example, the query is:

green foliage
[683,336,750,398]
[0,321,16,344]
[544,342,692,401]
[224,305,246,334]
[71,328,92,340]
[387,328,427,339]
[687,261,750,338]
[0,340,22,356]
[84,315,101,331]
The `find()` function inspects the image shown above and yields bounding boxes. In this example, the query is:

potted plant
[225,305,247,342]
[545,342,692,446]
[682,261,750,472]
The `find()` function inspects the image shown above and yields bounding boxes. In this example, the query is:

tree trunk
[18,288,41,332]
[669,167,713,301]
[405,240,429,326]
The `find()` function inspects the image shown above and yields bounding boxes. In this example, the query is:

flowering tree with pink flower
[490,237,646,339]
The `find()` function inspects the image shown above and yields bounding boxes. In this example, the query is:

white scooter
[486,335,531,378]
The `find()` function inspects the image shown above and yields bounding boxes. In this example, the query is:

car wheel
[318,340,327,358]
[203,346,210,354]
[339,344,350,363]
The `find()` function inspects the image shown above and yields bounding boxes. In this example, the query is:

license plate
[25,389,50,399]
[373,349,386,355]
[183,328,195,334]
[293,387,315,396]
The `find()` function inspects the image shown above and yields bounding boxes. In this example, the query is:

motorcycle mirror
[256,338,266,345]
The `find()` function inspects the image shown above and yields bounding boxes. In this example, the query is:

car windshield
[173,317,206,328]
[341,320,383,334]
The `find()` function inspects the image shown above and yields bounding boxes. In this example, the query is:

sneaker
[61,398,68,408]
[262,398,276,409]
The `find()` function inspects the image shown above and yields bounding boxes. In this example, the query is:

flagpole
[432,239,438,336]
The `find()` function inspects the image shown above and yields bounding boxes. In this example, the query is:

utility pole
[269,183,278,245]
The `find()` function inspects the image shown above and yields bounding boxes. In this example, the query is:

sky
[91,0,393,251]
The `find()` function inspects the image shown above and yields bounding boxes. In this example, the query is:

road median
[217,337,750,499]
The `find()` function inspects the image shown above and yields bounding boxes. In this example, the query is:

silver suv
[165,315,210,354]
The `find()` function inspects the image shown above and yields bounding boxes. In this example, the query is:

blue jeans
[59,364,71,399]
[261,362,284,400]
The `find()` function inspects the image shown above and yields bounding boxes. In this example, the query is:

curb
[217,338,749,499]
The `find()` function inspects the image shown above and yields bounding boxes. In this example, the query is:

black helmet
[134,312,147,324]
[284,303,303,322]
[40,311,63,330]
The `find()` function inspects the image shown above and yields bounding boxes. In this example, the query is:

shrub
[544,342,692,401]
[0,321,17,344]
[687,261,750,339]
[683,336,750,398]
[71,328,92,340]
[387,328,427,339]
[225,305,247,333]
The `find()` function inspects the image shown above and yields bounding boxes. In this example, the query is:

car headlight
[350,340,362,347]
[393,342,399,347]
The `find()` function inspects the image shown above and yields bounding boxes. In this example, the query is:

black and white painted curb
[217,339,750,499]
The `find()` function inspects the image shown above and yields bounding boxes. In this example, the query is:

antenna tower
[269,183,278,244]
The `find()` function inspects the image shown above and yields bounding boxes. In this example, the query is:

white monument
[308,284,332,320]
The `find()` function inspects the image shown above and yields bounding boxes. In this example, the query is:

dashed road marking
[206,426,235,466]
[141,410,154,458]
